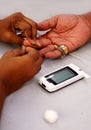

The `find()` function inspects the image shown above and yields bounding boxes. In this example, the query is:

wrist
[0,69,9,96]
[0,80,6,95]
[80,12,91,37]
[0,80,6,115]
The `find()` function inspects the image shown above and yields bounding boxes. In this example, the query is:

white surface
[0,0,91,130]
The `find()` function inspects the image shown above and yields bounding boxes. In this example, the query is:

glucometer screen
[45,67,78,85]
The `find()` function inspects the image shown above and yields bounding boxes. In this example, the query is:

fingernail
[22,45,25,50]
[54,45,58,49]
[22,45,26,53]
[23,39,30,46]
[30,39,41,47]
[30,40,36,45]
[23,39,41,47]
[36,41,41,47]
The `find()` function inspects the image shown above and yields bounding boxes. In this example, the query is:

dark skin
[0,47,43,115]
[0,12,37,45]
[0,48,43,96]
[0,12,43,116]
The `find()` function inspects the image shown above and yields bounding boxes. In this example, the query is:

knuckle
[32,23,37,29]
[32,22,37,27]
[15,12,23,17]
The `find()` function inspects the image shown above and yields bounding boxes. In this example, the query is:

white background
[0,0,91,130]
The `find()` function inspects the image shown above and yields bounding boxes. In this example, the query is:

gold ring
[57,45,69,58]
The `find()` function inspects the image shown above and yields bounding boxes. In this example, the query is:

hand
[23,14,91,58]
[0,48,43,95]
[0,12,37,45]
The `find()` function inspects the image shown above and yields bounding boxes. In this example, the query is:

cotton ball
[44,110,58,123]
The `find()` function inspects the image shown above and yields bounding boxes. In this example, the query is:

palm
[24,15,91,59]
[39,15,90,52]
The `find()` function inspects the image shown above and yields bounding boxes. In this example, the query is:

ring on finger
[54,44,69,58]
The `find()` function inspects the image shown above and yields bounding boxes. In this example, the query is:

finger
[50,38,73,52]
[39,44,57,57]
[1,49,25,59]
[23,37,52,48]
[38,37,52,47]
[23,39,41,49]
[19,22,36,38]
[24,47,41,61]
[45,50,61,59]
[11,15,37,38]
[12,49,25,56]
[24,16,37,38]
[12,19,32,38]
[38,15,58,30]
[22,26,32,38]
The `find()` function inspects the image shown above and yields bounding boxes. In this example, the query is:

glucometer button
[42,83,46,88]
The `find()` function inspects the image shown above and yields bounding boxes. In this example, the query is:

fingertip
[37,20,49,30]
[23,38,42,49]
[37,22,42,30]
[23,39,31,46]
[24,46,38,55]
[22,45,26,52]
[25,46,33,52]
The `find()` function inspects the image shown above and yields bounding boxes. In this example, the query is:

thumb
[1,49,25,59]
[25,47,40,61]
[37,20,51,31]
[38,16,58,31]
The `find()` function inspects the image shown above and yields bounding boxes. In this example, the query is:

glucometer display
[45,67,78,85]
